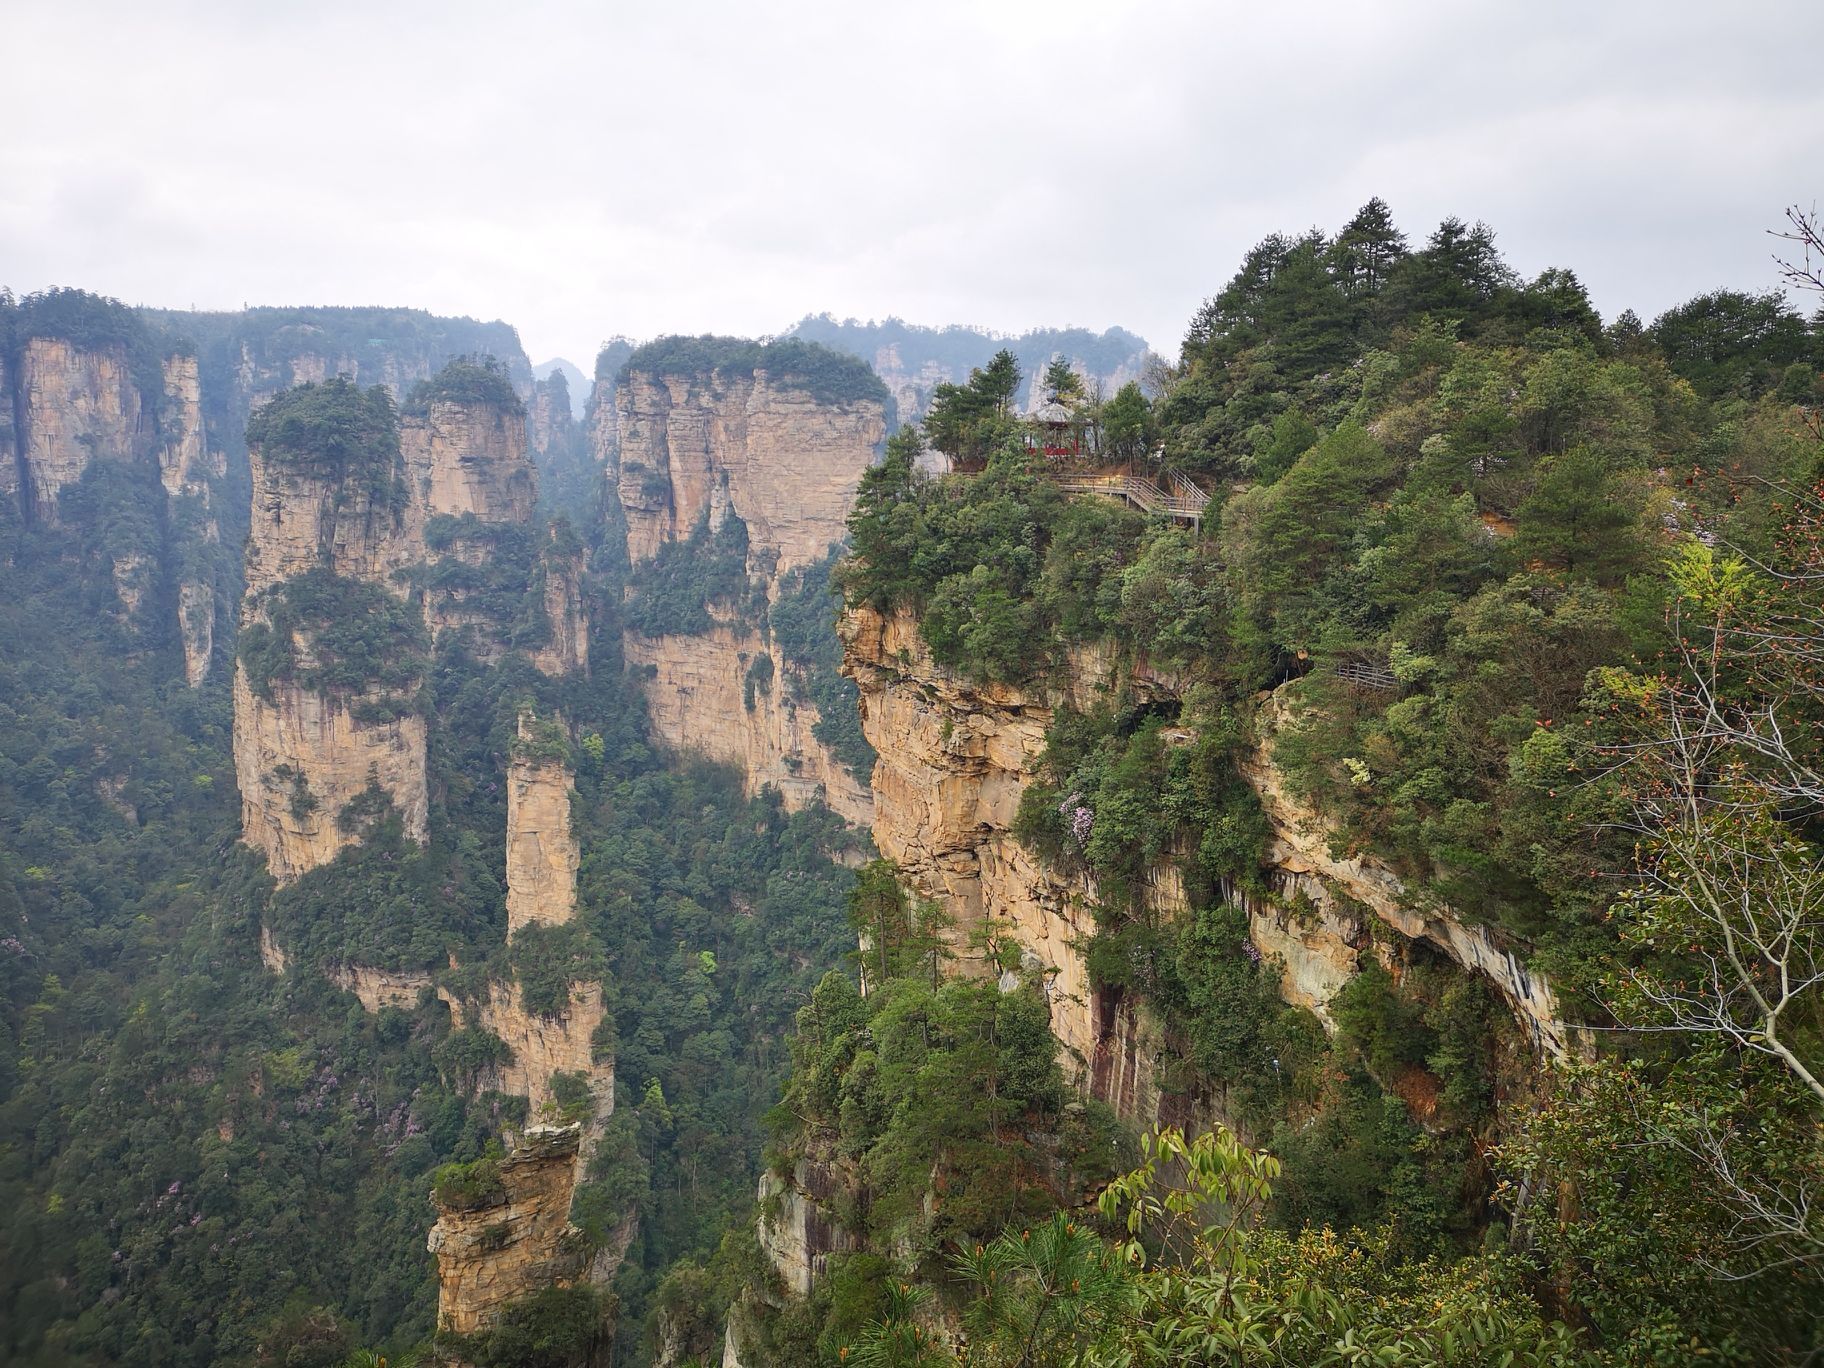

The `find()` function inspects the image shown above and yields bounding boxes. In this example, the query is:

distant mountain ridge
[783,313,1156,423]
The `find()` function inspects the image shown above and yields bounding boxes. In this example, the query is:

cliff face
[531,540,590,677]
[612,366,884,822]
[15,337,142,520]
[0,350,17,505]
[506,743,579,936]
[446,979,612,1120]
[839,603,1573,1126]
[158,355,225,685]
[428,718,614,1331]
[840,605,1191,1121]
[262,702,614,1335]
[404,400,536,524]
[625,626,872,826]
[428,1126,587,1336]
[615,369,884,574]
[232,668,431,884]
[235,383,582,883]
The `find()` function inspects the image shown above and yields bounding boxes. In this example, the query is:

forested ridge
[753,201,1824,1365]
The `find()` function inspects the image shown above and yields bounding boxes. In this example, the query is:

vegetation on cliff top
[620,334,890,407]
[407,354,525,415]
[246,377,404,486]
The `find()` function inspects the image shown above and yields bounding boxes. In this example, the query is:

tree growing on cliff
[924,350,1022,463]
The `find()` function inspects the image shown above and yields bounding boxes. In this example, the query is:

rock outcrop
[1238,694,1572,1057]
[14,337,142,520]
[404,399,536,524]
[840,605,1191,1120]
[612,359,885,822]
[530,536,590,677]
[235,374,575,882]
[506,726,579,936]
[428,1125,587,1336]
[614,368,885,574]
[839,602,1575,1125]
[625,626,872,825]
[755,1160,855,1298]
[232,669,431,884]
[445,979,611,1121]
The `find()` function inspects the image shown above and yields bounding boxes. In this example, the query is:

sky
[4,0,1821,369]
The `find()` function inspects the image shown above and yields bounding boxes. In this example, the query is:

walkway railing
[1051,471,1211,525]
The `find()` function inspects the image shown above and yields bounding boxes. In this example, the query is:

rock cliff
[839,604,1192,1121]
[428,1125,588,1336]
[625,626,872,825]
[14,336,142,520]
[839,602,1574,1126]
[612,360,885,822]
[235,374,582,882]
[232,667,431,885]
[615,368,885,574]
[506,727,579,937]
[158,354,225,685]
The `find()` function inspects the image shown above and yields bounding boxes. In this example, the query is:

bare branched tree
[1771,203,1824,297]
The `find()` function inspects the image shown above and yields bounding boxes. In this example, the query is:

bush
[621,335,888,407]
[430,1146,507,1210]
[409,354,525,414]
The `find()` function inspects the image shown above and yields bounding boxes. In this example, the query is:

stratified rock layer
[428,1126,586,1336]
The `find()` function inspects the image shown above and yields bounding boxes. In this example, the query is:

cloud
[2,0,1819,366]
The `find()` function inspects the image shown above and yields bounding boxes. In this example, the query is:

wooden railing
[1051,471,1211,524]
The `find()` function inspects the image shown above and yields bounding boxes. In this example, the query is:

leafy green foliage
[621,336,889,407]
[246,378,402,483]
[622,513,755,636]
[239,570,429,710]
[408,355,525,414]
[430,1146,508,1209]
[437,1285,613,1368]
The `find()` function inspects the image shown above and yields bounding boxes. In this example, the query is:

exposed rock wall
[15,337,142,520]
[755,1160,855,1297]
[1238,700,1573,1057]
[531,540,590,677]
[839,602,1574,1125]
[156,354,226,685]
[428,1125,587,1336]
[232,668,430,884]
[0,350,18,505]
[446,979,612,1122]
[403,400,536,524]
[625,626,872,826]
[506,734,579,936]
[236,387,560,880]
[612,365,884,822]
[614,368,885,574]
[840,604,1190,1119]
[327,962,436,1012]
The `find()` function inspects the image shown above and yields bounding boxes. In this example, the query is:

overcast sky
[4,0,1820,367]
